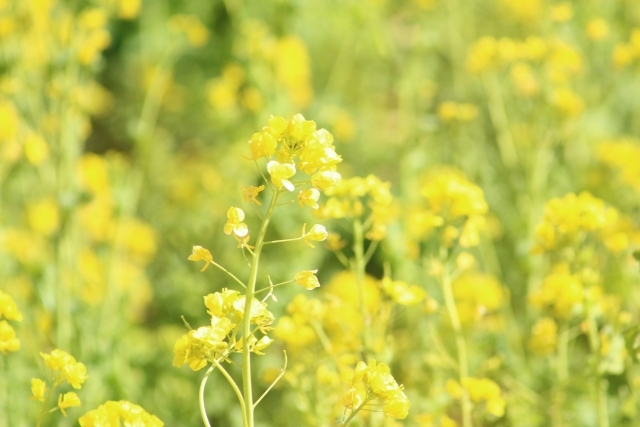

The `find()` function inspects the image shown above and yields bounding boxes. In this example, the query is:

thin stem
[341,394,375,427]
[262,237,303,245]
[254,280,295,296]
[241,189,280,427]
[482,73,518,169]
[210,261,247,289]
[586,295,609,427]
[439,248,472,427]
[212,358,247,426]
[254,351,288,408]
[363,240,379,265]
[198,366,214,427]
[36,374,59,427]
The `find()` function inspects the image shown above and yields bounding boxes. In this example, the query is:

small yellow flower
[188,246,213,271]
[311,169,341,191]
[241,185,265,205]
[31,378,46,401]
[40,349,88,389]
[267,161,296,191]
[58,392,81,416]
[252,336,273,355]
[0,320,20,354]
[224,207,249,237]
[342,387,362,409]
[297,188,320,209]
[0,291,23,321]
[302,224,328,248]
[294,270,320,290]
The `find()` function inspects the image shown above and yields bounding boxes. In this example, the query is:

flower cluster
[343,359,410,419]
[0,290,22,355]
[315,174,394,241]
[528,317,558,356]
[532,192,628,254]
[173,288,275,371]
[32,349,88,417]
[528,269,584,319]
[598,138,640,193]
[409,167,488,248]
[79,400,163,427]
[452,272,505,327]
[248,114,342,191]
[447,377,505,418]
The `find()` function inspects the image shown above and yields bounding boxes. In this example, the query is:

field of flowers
[2,0,640,426]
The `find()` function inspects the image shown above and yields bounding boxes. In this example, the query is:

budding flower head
[302,224,328,248]
[295,270,320,290]
[224,207,249,237]
[188,246,213,271]
[267,161,296,191]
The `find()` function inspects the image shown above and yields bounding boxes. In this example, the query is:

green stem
[341,394,375,427]
[36,375,59,427]
[552,322,569,427]
[210,261,247,289]
[483,73,518,169]
[439,249,472,427]
[253,351,287,408]
[241,189,280,427]
[352,219,369,359]
[586,296,609,427]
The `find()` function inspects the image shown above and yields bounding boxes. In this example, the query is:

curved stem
[212,359,247,427]
[198,366,214,427]
[254,351,287,408]
[439,249,472,427]
[241,189,280,427]
[210,261,247,289]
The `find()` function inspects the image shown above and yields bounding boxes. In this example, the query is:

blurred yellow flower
[586,19,609,41]
[30,378,46,401]
[0,320,20,355]
[224,207,249,237]
[241,185,265,206]
[26,197,60,236]
[295,270,321,290]
[0,290,23,321]
[58,392,81,416]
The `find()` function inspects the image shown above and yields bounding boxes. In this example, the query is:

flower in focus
[302,224,328,247]
[40,349,88,389]
[298,188,320,209]
[224,207,249,237]
[267,161,296,191]
[295,270,321,290]
[188,246,213,271]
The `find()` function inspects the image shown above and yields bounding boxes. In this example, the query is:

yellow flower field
[1,0,640,426]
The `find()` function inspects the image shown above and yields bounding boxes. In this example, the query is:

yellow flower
[40,349,88,389]
[241,185,265,205]
[294,270,320,290]
[302,224,328,247]
[0,320,20,354]
[528,317,558,356]
[586,19,609,41]
[248,129,277,160]
[26,198,60,236]
[224,207,249,237]
[550,3,573,22]
[342,387,362,409]
[188,246,213,271]
[298,188,320,209]
[0,291,23,321]
[24,133,49,166]
[58,392,81,416]
[31,378,46,401]
[311,169,341,192]
[267,161,296,191]
[381,278,425,306]
[79,400,163,427]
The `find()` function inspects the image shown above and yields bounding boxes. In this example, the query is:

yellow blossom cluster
[316,174,395,241]
[528,317,558,356]
[452,272,505,327]
[532,192,628,254]
[0,290,22,355]
[248,114,342,194]
[381,277,426,306]
[598,138,640,193]
[409,167,488,248]
[32,349,87,417]
[528,269,584,319]
[207,63,263,113]
[173,288,275,371]
[612,28,640,69]
[448,377,505,417]
[343,359,410,419]
[79,400,163,426]
[437,102,479,123]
